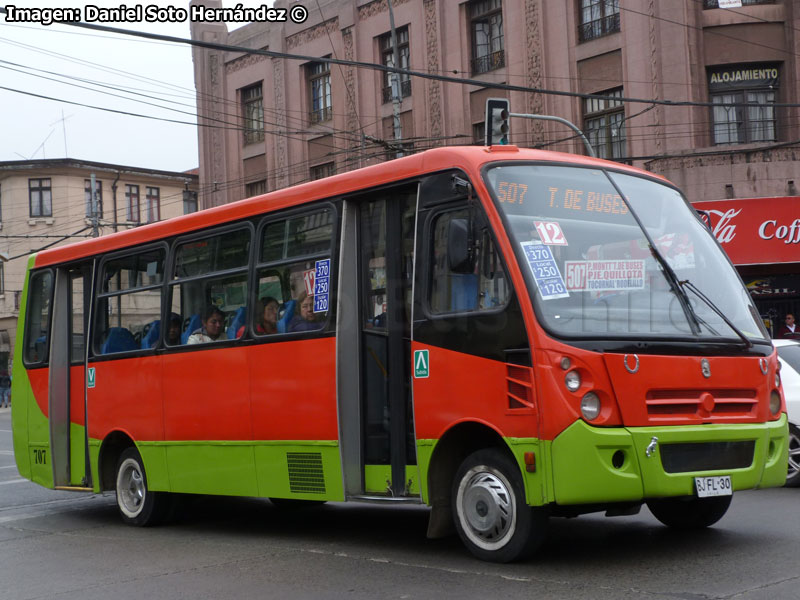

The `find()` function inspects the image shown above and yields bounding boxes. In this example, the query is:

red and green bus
[11,146,788,562]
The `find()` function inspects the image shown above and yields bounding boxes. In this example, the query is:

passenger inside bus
[165,313,182,346]
[186,305,228,344]
[238,296,279,337]
[288,292,319,332]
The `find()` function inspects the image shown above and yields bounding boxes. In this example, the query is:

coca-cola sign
[693,197,800,265]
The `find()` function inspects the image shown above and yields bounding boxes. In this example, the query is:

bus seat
[140,320,160,349]
[181,314,201,344]
[277,300,296,333]
[227,306,246,339]
[101,327,138,354]
[450,274,478,311]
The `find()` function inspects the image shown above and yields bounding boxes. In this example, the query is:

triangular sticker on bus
[414,349,429,378]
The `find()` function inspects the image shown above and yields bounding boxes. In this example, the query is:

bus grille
[660,441,755,473]
[645,389,757,420]
[286,452,326,494]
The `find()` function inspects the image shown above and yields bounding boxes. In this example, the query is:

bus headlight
[565,370,581,392]
[769,390,782,416]
[581,392,601,421]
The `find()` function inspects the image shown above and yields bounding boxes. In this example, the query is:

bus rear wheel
[452,449,547,563]
[646,494,732,529]
[115,447,167,526]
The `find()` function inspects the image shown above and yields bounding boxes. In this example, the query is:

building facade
[0,159,198,372]
[190,0,799,328]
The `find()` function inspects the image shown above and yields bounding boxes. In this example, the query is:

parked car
[773,339,800,487]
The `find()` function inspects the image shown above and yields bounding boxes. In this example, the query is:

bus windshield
[484,164,767,343]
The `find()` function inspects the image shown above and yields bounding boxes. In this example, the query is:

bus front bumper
[547,414,788,505]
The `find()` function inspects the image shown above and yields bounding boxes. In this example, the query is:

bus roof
[33,145,664,268]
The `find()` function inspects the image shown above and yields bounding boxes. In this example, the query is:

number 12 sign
[534,221,568,245]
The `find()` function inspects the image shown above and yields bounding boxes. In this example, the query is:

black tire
[115,447,168,526]
[646,494,732,529]
[786,424,800,488]
[451,449,547,563]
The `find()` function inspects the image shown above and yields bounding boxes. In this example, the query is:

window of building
[379,26,411,103]
[310,163,334,181]
[183,189,198,213]
[0,183,3,222]
[242,83,265,145]
[85,179,103,218]
[578,0,620,43]
[470,0,504,74]
[29,178,52,218]
[308,60,332,124]
[245,180,267,197]
[126,184,140,223]
[146,187,160,223]
[584,88,626,160]
[703,0,774,8]
[709,64,779,145]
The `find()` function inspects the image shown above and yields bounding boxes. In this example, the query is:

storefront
[694,196,800,337]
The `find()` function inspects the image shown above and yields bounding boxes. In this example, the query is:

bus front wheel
[115,447,167,526]
[646,494,732,529]
[452,449,547,563]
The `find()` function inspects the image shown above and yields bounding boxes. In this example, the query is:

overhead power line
[5,11,795,111]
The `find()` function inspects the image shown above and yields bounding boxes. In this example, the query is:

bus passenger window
[23,270,53,365]
[170,228,251,345]
[430,210,509,314]
[256,208,334,335]
[94,248,165,355]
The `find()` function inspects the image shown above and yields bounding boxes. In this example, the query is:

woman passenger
[237,296,279,337]
[288,291,319,332]
[187,305,228,344]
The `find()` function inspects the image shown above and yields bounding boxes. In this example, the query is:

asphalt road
[1,406,798,600]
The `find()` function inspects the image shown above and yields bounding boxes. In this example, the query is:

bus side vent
[506,364,535,410]
[286,452,326,494]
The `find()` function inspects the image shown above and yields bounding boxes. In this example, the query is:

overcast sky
[0,1,260,173]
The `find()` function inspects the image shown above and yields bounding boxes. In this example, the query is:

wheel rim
[788,429,800,480]
[456,466,516,551]
[117,458,145,518]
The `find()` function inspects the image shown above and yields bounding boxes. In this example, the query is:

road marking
[0,478,26,485]
[0,429,11,432]
[0,465,17,469]
[0,451,13,455]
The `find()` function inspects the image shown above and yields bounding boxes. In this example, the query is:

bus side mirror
[448,218,474,273]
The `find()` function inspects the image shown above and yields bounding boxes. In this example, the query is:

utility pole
[90,173,99,238]
[387,0,404,158]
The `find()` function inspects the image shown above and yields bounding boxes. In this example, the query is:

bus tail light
[769,390,782,416]
[581,392,601,421]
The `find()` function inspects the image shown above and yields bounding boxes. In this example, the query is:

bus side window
[430,210,509,314]
[23,270,54,366]
[169,227,251,345]
[256,207,335,335]
[94,247,165,355]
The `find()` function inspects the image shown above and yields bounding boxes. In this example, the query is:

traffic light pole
[509,112,596,158]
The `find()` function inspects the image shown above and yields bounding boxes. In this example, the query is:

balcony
[382,79,412,104]
[471,49,505,75]
[578,12,620,43]
[309,106,332,124]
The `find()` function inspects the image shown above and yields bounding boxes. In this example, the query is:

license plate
[694,475,732,498]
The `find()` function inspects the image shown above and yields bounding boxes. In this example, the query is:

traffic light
[485,98,510,145]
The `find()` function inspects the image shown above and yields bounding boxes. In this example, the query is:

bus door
[49,262,93,489]
[337,185,418,498]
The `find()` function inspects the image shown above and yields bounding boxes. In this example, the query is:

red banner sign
[692,197,800,266]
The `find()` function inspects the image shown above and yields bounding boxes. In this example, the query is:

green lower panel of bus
[136,440,346,501]
[550,415,788,505]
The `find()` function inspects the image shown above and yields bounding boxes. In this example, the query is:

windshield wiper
[679,279,753,348]
[602,172,703,336]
